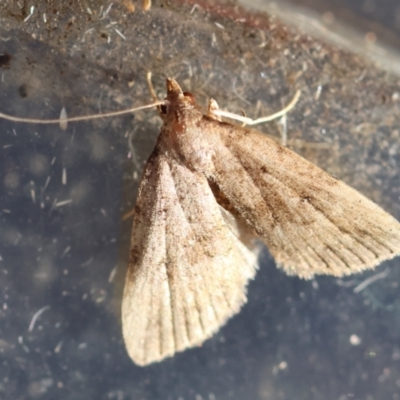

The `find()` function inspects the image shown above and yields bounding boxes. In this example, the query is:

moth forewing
[122,141,259,366]
[205,121,400,278]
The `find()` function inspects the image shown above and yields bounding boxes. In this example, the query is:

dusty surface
[1,0,400,399]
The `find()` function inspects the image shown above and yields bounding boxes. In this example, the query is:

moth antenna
[213,89,301,126]
[0,101,164,125]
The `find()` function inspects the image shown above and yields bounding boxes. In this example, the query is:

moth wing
[207,120,400,278]
[122,146,259,366]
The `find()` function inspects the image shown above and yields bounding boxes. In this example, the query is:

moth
[121,78,400,366]
[1,78,399,366]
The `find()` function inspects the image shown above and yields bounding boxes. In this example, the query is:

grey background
[1,0,400,399]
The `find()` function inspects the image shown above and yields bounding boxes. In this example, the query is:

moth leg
[207,98,222,121]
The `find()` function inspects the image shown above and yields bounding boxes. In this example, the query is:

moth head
[160,78,198,119]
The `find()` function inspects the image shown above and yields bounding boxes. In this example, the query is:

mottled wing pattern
[122,141,259,366]
[206,120,400,279]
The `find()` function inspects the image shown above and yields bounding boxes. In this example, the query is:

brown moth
[122,78,400,366]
